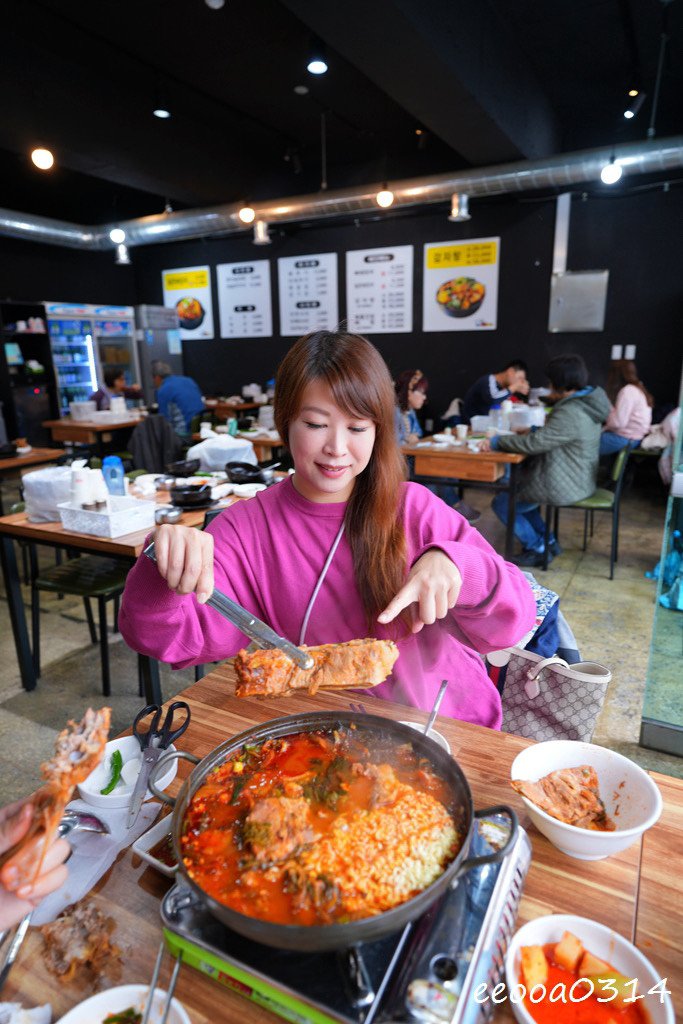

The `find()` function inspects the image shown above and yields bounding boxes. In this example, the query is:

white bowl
[132,814,178,877]
[510,741,662,860]
[505,915,674,1024]
[77,735,177,809]
[431,433,457,444]
[399,719,451,754]
[57,983,190,1024]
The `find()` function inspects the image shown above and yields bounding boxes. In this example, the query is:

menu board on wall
[277,253,338,336]
[161,265,214,340]
[345,245,413,334]
[217,260,272,338]
[422,237,500,332]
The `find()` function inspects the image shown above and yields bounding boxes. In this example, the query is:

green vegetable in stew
[100,749,124,795]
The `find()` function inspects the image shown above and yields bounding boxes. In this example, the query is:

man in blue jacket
[151,360,204,436]
[462,359,529,423]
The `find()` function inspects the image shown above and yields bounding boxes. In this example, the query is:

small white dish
[510,741,662,860]
[56,983,190,1024]
[77,735,177,809]
[16,446,33,455]
[399,719,451,754]
[431,433,457,444]
[505,914,674,1024]
[132,814,178,877]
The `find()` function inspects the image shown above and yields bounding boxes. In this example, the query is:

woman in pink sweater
[119,332,535,729]
[600,359,653,455]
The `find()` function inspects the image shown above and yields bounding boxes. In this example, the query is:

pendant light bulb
[239,206,256,224]
[376,188,394,208]
[600,158,622,185]
[31,147,54,170]
[109,228,126,244]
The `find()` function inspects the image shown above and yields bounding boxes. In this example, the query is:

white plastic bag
[186,435,258,472]
[23,466,72,522]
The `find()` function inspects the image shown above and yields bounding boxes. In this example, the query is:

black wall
[3,187,682,425]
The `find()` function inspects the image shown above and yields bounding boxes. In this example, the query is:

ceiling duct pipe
[0,136,682,251]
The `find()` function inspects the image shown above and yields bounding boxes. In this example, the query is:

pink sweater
[119,479,535,729]
[605,384,652,440]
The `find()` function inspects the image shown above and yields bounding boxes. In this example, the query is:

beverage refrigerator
[45,302,139,413]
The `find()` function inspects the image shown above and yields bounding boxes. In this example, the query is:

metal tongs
[144,541,314,671]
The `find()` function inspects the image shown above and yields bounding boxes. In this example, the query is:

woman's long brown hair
[606,359,654,407]
[274,331,408,628]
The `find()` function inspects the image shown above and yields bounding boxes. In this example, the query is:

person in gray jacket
[484,354,610,567]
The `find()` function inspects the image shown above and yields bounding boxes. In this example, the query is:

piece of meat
[0,707,111,889]
[40,898,119,981]
[234,638,399,698]
[511,765,615,831]
[244,796,316,861]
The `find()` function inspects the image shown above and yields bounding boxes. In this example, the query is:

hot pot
[149,711,517,952]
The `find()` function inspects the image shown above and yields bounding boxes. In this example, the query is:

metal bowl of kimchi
[510,740,662,860]
[149,711,517,951]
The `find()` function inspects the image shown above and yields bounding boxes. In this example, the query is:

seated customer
[151,360,204,436]
[462,359,529,423]
[484,354,610,567]
[89,368,142,411]
[600,358,653,455]
[395,369,428,445]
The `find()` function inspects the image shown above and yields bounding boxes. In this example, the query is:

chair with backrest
[543,445,632,578]
[129,414,183,473]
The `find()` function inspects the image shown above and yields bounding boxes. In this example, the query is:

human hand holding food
[511,377,530,396]
[479,438,492,452]
[152,524,215,603]
[0,799,69,929]
[378,549,462,634]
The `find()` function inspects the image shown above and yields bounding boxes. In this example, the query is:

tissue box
[69,400,96,421]
[58,496,156,538]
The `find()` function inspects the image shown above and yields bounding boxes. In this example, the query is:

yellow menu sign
[163,269,209,290]
[426,240,498,270]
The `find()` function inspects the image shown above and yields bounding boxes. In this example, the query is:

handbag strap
[524,655,569,699]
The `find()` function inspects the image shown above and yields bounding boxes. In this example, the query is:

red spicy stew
[181,725,461,926]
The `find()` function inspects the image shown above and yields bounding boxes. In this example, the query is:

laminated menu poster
[346,245,413,334]
[217,259,273,338]
[422,237,500,332]
[278,253,338,336]
[161,265,214,340]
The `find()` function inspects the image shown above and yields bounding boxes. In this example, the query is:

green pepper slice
[100,749,123,795]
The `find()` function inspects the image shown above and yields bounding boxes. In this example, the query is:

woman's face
[288,379,376,503]
[408,386,427,411]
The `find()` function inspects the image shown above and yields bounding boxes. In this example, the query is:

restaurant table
[5,666,681,1020]
[42,416,142,457]
[0,493,237,700]
[402,440,526,560]
[204,399,260,421]
[0,447,65,514]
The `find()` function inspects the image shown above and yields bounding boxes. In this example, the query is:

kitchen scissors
[127,701,191,828]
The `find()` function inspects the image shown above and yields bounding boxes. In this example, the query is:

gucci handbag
[487,648,612,743]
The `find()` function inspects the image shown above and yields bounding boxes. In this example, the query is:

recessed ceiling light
[205,0,225,8]
[307,39,328,75]
[31,147,54,170]
[294,84,309,95]
[153,107,171,119]
[307,58,328,75]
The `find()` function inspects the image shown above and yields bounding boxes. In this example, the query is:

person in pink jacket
[119,331,535,729]
[600,359,654,455]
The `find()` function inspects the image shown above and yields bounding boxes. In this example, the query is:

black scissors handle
[133,701,191,750]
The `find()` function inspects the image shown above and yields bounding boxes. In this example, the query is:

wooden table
[204,400,260,421]
[42,417,141,457]
[0,447,65,514]
[402,440,526,559]
[0,494,232,699]
[5,667,681,1020]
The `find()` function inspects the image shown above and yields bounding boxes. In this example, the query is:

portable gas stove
[161,817,531,1024]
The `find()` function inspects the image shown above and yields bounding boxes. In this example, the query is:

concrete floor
[1,468,681,804]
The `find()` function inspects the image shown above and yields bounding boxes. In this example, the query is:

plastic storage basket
[57,496,157,538]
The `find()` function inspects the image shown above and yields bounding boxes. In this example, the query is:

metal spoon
[0,809,110,991]
[423,679,448,736]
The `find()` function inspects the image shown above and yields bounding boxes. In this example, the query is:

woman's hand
[152,524,215,603]
[377,549,462,634]
[0,800,70,930]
